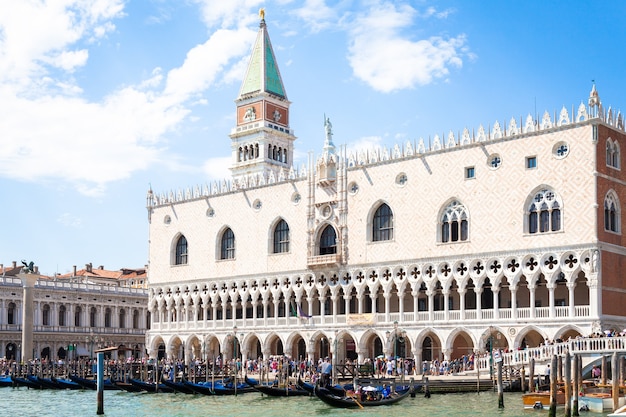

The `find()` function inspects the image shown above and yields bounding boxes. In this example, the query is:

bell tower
[229,10,296,181]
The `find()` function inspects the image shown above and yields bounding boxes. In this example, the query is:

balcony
[307,254,342,269]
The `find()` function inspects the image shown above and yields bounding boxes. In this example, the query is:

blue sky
[1,0,625,276]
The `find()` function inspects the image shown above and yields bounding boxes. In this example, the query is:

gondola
[12,376,43,389]
[51,377,82,390]
[28,375,62,389]
[297,377,348,397]
[314,384,411,408]
[69,375,122,390]
[0,375,14,387]
[160,377,195,394]
[113,380,145,392]
[128,378,175,393]
[245,375,309,397]
[184,379,254,395]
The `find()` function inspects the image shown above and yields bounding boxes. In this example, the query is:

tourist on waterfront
[320,357,331,387]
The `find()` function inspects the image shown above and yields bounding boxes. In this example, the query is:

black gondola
[13,376,42,389]
[113,380,145,392]
[245,376,309,397]
[160,377,195,394]
[183,379,254,395]
[129,378,175,393]
[0,375,14,387]
[314,384,411,408]
[297,377,349,397]
[51,377,83,390]
[69,375,122,390]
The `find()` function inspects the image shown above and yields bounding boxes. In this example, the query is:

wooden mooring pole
[96,351,104,415]
[520,366,526,392]
[613,352,620,412]
[497,358,504,408]
[529,358,535,392]
[602,355,608,385]
[573,354,580,417]
[564,351,572,417]
[549,354,558,417]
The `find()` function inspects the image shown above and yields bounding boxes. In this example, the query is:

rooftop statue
[21,260,35,273]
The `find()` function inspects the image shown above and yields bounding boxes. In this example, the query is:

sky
[1,0,626,276]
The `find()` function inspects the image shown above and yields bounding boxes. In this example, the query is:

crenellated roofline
[148,91,623,209]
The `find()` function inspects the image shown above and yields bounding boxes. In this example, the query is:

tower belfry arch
[229,12,296,181]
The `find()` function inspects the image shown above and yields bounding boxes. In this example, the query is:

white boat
[608,404,626,416]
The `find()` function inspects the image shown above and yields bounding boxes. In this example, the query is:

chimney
[86,263,92,273]
[34,266,39,274]
[73,265,77,276]
[0,264,3,275]
[12,261,17,268]
[98,265,104,270]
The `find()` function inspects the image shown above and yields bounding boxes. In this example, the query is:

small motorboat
[608,404,626,416]
[522,390,565,409]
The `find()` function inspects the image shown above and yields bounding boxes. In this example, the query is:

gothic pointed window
[319,225,337,255]
[175,235,188,265]
[372,203,393,241]
[527,188,562,234]
[220,228,235,259]
[440,200,469,242]
[607,138,620,169]
[604,191,620,233]
[273,219,290,253]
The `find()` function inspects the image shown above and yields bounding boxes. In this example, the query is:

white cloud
[57,212,83,228]
[347,1,467,93]
[0,1,261,197]
[291,0,336,33]
[346,135,384,155]
[202,156,231,180]
[164,27,256,102]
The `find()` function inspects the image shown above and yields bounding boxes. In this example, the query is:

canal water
[0,388,616,417]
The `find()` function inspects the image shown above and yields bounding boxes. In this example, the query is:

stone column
[18,272,39,362]
[458,289,466,320]
[567,282,576,318]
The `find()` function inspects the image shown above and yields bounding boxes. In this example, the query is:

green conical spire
[238,15,287,99]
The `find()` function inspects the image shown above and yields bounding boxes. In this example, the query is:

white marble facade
[145,18,626,368]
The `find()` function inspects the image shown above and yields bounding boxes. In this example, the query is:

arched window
[133,310,139,329]
[607,138,620,169]
[528,189,561,234]
[175,235,188,265]
[104,308,111,328]
[7,302,15,325]
[604,192,620,233]
[42,304,50,326]
[220,228,235,259]
[319,225,337,255]
[58,305,66,326]
[273,219,290,253]
[119,309,126,329]
[440,200,469,242]
[90,307,97,327]
[372,203,394,241]
[74,306,82,327]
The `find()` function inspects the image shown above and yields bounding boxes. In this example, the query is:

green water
[0,388,615,417]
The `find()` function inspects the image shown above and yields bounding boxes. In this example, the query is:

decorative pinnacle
[259,8,265,21]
